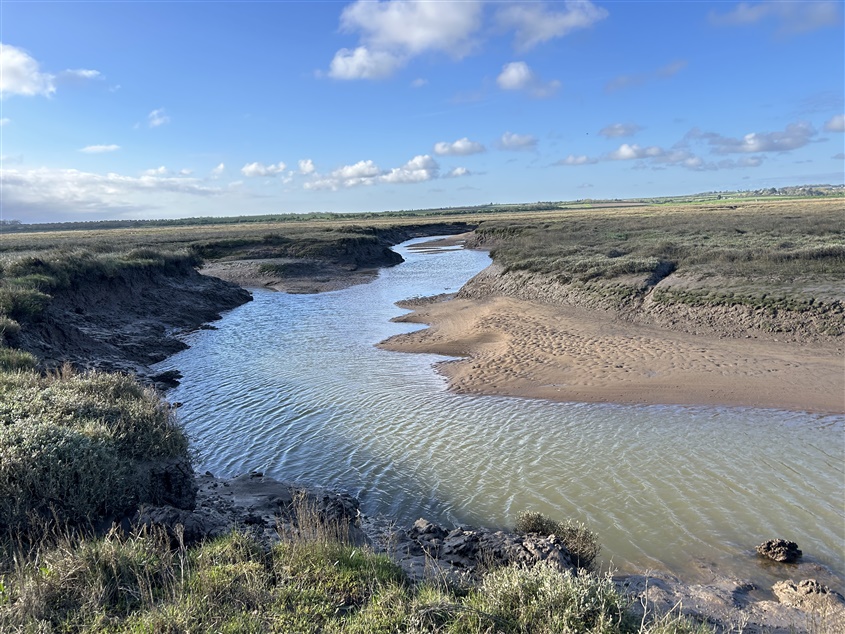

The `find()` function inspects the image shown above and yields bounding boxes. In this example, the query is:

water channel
[156,238,845,589]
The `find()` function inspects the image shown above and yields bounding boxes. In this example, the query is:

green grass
[0,527,716,634]
[0,367,190,531]
[514,512,600,571]
[477,199,844,313]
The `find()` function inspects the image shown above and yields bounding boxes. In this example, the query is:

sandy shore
[380,296,844,414]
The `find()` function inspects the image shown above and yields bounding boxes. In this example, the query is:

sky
[1,0,843,223]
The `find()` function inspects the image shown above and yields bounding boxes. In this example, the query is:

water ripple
[157,238,845,589]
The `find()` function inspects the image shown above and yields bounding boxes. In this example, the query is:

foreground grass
[0,528,713,634]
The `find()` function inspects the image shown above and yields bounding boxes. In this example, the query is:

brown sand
[379,296,844,413]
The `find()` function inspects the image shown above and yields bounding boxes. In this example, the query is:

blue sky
[1,1,843,223]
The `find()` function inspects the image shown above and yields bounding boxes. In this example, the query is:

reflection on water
[157,238,845,588]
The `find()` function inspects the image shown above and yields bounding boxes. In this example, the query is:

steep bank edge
[12,264,252,387]
[456,263,844,347]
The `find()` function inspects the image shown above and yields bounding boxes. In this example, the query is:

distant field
[1,197,842,311]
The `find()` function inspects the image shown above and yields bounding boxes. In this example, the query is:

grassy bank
[0,367,190,533]
[475,199,844,314]
[1,514,710,634]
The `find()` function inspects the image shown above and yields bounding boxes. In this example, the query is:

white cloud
[62,68,102,79]
[298,159,316,175]
[340,0,482,57]
[148,108,170,128]
[241,161,287,177]
[445,166,471,178]
[381,154,439,183]
[327,0,483,79]
[0,118,9,127]
[328,46,404,80]
[211,163,225,178]
[695,122,817,153]
[496,0,609,51]
[606,60,687,93]
[498,131,538,150]
[434,137,485,156]
[79,144,121,154]
[709,1,841,34]
[0,167,224,220]
[411,78,428,88]
[143,166,169,176]
[179,168,193,176]
[497,61,533,90]
[305,159,381,190]
[304,154,440,190]
[0,43,56,98]
[608,143,664,160]
[557,154,598,166]
[496,61,560,98]
[824,113,845,132]
[598,123,643,138]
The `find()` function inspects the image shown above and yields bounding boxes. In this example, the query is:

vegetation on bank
[476,199,844,316]
[0,504,711,634]
[0,367,189,532]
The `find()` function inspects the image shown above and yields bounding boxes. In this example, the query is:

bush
[515,512,600,570]
[457,564,627,634]
[0,346,36,371]
[0,368,191,531]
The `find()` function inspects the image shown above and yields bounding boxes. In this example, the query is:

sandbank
[380,296,844,414]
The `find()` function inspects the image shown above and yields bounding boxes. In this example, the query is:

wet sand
[380,296,844,414]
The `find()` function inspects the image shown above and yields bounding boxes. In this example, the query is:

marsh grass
[0,367,189,531]
[480,199,844,311]
[1,524,715,634]
[514,512,600,571]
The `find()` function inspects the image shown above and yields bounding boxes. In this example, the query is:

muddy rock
[365,517,574,582]
[757,539,802,563]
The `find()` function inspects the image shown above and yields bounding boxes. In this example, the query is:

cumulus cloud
[709,1,841,34]
[147,108,170,128]
[605,60,687,93]
[298,159,316,174]
[692,122,817,153]
[498,131,538,150]
[328,0,483,79]
[211,163,225,178]
[824,113,845,132]
[598,123,643,138]
[304,154,440,190]
[79,144,120,154]
[0,43,56,98]
[434,137,485,156]
[328,46,405,80]
[496,0,609,51]
[241,161,287,177]
[607,143,664,160]
[143,166,168,176]
[445,166,471,178]
[556,154,598,166]
[496,61,560,98]
[381,154,439,183]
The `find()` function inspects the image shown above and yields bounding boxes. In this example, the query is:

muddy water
[157,238,844,589]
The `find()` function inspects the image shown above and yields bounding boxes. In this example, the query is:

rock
[150,369,182,389]
[372,518,574,582]
[772,579,845,612]
[757,539,802,563]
